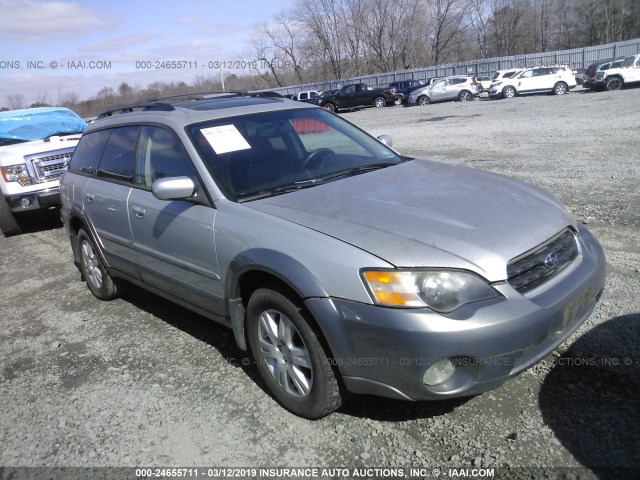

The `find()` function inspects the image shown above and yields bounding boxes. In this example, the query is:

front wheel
[373,96,386,108]
[246,288,343,419]
[0,197,21,237]
[78,229,120,300]
[417,95,429,106]
[502,86,516,99]
[553,82,568,95]
[323,103,336,112]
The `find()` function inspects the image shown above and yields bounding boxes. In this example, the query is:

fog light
[423,358,455,386]
[20,197,32,208]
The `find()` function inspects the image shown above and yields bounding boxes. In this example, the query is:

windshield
[0,107,86,145]
[187,107,404,201]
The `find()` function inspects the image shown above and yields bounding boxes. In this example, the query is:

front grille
[29,151,72,183]
[507,230,578,292]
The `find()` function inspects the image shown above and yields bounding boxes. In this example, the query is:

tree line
[4,0,639,117]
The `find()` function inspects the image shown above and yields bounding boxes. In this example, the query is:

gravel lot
[1,86,639,479]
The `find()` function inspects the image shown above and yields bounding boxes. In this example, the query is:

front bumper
[4,186,61,212]
[304,226,606,401]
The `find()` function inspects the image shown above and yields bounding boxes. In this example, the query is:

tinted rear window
[68,129,111,176]
[97,126,138,182]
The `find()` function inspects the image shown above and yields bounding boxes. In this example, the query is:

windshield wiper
[239,181,319,202]
[308,162,398,183]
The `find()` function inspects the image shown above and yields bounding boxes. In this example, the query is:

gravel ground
[1,86,639,480]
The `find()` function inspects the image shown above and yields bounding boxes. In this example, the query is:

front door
[127,126,223,314]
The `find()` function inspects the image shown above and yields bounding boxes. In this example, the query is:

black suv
[388,79,425,105]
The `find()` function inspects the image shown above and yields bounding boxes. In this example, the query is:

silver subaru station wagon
[61,92,605,418]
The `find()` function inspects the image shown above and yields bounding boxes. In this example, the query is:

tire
[553,82,568,95]
[458,90,472,102]
[605,77,623,91]
[323,103,336,112]
[373,96,386,108]
[394,97,403,106]
[0,196,21,237]
[502,86,516,99]
[77,228,119,300]
[246,287,343,419]
[417,95,429,106]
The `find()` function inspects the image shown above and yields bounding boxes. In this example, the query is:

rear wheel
[0,197,21,237]
[458,90,472,102]
[553,82,568,95]
[373,96,386,108]
[605,77,623,91]
[502,86,516,99]
[246,287,343,419]
[417,95,429,106]
[78,228,119,300]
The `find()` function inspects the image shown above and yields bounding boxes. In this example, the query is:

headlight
[493,82,502,87]
[361,269,499,313]
[1,165,32,186]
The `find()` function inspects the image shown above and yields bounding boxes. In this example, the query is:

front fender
[225,248,330,351]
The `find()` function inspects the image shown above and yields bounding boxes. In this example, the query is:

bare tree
[262,13,307,84]
[6,93,26,110]
[296,0,344,79]
[426,0,466,65]
[466,0,493,57]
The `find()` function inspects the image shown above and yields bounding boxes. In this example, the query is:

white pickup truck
[0,107,86,236]
[594,53,640,90]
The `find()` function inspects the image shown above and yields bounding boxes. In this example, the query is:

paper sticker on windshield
[200,125,251,155]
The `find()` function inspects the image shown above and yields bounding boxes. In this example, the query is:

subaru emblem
[544,252,559,268]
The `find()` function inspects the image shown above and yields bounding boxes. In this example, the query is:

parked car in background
[488,66,576,99]
[593,53,640,91]
[475,76,492,91]
[315,83,397,112]
[295,90,321,103]
[388,79,425,105]
[408,76,481,106]
[582,60,617,89]
[60,91,605,419]
[315,89,339,107]
[490,68,523,85]
[0,107,85,236]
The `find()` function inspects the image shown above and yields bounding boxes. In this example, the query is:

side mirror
[377,135,393,148]
[152,176,196,200]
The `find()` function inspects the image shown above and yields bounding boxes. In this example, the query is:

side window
[68,129,110,176]
[342,85,354,94]
[135,126,197,189]
[97,126,138,183]
[520,70,534,78]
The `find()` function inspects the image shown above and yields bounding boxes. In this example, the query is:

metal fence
[272,37,640,95]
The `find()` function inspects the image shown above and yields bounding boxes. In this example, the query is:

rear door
[127,125,222,313]
[82,126,139,278]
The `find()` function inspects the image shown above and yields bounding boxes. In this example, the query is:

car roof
[88,93,315,133]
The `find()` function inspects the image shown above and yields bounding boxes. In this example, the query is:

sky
[0,0,293,108]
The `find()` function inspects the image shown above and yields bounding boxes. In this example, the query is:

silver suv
[408,76,481,105]
[61,92,605,418]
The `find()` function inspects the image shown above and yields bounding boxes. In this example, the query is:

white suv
[489,66,576,99]
[594,54,640,91]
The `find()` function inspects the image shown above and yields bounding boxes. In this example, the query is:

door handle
[131,205,146,218]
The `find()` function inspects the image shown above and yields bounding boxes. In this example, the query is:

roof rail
[96,90,284,118]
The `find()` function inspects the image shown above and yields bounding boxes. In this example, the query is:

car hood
[246,160,576,282]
